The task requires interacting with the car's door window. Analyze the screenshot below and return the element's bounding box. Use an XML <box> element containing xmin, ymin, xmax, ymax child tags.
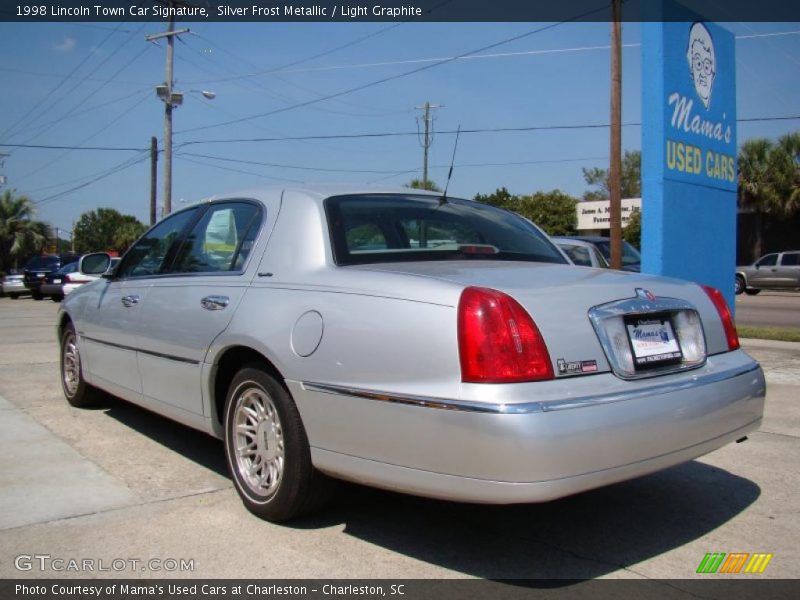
<box><xmin>170</xmin><ymin>202</ymin><xmax>262</xmax><ymax>274</ymax></box>
<box><xmin>116</xmin><ymin>208</ymin><xmax>199</xmax><ymax>279</ymax></box>
<box><xmin>756</xmin><ymin>254</ymin><xmax>778</xmax><ymax>267</ymax></box>
<box><xmin>780</xmin><ymin>253</ymin><xmax>799</xmax><ymax>266</ymax></box>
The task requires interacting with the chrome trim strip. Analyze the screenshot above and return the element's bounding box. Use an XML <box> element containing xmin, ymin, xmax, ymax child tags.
<box><xmin>302</xmin><ymin>361</ymin><xmax>762</xmax><ymax>414</ymax></box>
<box><xmin>588</xmin><ymin>295</ymin><xmax>708</xmax><ymax>380</ymax></box>
<box><xmin>80</xmin><ymin>335</ymin><xmax>200</xmax><ymax>366</ymax></box>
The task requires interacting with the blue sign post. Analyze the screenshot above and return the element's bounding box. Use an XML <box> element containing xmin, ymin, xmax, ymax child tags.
<box><xmin>642</xmin><ymin>7</ymin><xmax>738</xmax><ymax>309</ymax></box>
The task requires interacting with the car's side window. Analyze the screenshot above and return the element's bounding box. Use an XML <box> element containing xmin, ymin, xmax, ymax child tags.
<box><xmin>170</xmin><ymin>202</ymin><xmax>262</xmax><ymax>274</ymax></box>
<box><xmin>116</xmin><ymin>208</ymin><xmax>199</xmax><ymax>279</ymax></box>
<box><xmin>757</xmin><ymin>254</ymin><xmax>778</xmax><ymax>267</ymax></box>
<box><xmin>780</xmin><ymin>253</ymin><xmax>799</xmax><ymax>266</ymax></box>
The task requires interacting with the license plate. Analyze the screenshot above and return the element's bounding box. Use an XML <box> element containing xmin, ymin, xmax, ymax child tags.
<box><xmin>53</xmin><ymin>279</ymin><xmax>61</xmax><ymax>284</ymax></box>
<box><xmin>626</xmin><ymin>316</ymin><xmax>682</xmax><ymax>367</ymax></box>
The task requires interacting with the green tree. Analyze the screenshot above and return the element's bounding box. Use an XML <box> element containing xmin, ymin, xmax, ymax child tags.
<box><xmin>517</xmin><ymin>190</ymin><xmax>578</xmax><ymax>236</ymax></box>
<box><xmin>405</xmin><ymin>179</ymin><xmax>441</xmax><ymax>192</ymax></box>
<box><xmin>473</xmin><ymin>187</ymin><xmax>518</xmax><ymax>211</ymax></box>
<box><xmin>623</xmin><ymin>207</ymin><xmax>641</xmax><ymax>250</ymax></box>
<box><xmin>73</xmin><ymin>208</ymin><xmax>145</xmax><ymax>254</ymax></box>
<box><xmin>738</xmin><ymin>132</ymin><xmax>800</xmax><ymax>258</ymax></box>
<box><xmin>582</xmin><ymin>150</ymin><xmax>642</xmax><ymax>201</ymax></box>
<box><xmin>112</xmin><ymin>221</ymin><xmax>147</xmax><ymax>254</ymax></box>
<box><xmin>0</xmin><ymin>190</ymin><xmax>51</xmax><ymax>273</ymax></box>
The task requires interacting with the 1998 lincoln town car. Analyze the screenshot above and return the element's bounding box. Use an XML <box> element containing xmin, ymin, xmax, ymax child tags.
<box><xmin>57</xmin><ymin>186</ymin><xmax>765</xmax><ymax>522</ymax></box>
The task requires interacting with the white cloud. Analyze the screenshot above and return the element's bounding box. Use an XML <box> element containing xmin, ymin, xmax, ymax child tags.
<box><xmin>53</xmin><ymin>36</ymin><xmax>77</xmax><ymax>53</ymax></box>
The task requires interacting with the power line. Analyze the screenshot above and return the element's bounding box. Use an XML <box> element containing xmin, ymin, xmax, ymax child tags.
<box><xmin>176</xmin><ymin>5</ymin><xmax>608</xmax><ymax>135</ymax></box>
<box><xmin>175</xmin><ymin>155</ymin><xmax>306</xmax><ymax>183</ymax></box>
<box><xmin>180</xmin><ymin>30</ymin><xmax>800</xmax><ymax>82</ymax></box>
<box><xmin>181</xmin><ymin>151</ymin><xmax>610</xmax><ymax>179</ymax></box>
<box><xmin>34</xmin><ymin>152</ymin><xmax>150</xmax><ymax>208</ymax></box>
<box><xmin>0</xmin><ymin>22</ymin><xmax>129</xmax><ymax>142</ymax></box>
<box><xmin>13</xmin><ymin>92</ymin><xmax>152</xmax><ymax>185</ymax></box>
<box><xmin>4</xmin><ymin>115</ymin><xmax>797</xmax><ymax>154</ymax></box>
<box><xmin>0</xmin><ymin>143</ymin><xmax>147</xmax><ymax>151</ymax></box>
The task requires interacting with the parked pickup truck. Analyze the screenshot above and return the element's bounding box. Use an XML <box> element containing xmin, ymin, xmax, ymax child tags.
<box><xmin>736</xmin><ymin>251</ymin><xmax>800</xmax><ymax>295</ymax></box>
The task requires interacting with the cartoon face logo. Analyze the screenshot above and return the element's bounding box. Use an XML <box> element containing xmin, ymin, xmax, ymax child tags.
<box><xmin>686</xmin><ymin>22</ymin><xmax>716</xmax><ymax>109</ymax></box>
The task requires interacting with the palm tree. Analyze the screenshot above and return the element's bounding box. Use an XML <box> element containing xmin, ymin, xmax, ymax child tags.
<box><xmin>738</xmin><ymin>133</ymin><xmax>800</xmax><ymax>258</ymax></box>
<box><xmin>0</xmin><ymin>190</ymin><xmax>51</xmax><ymax>273</ymax></box>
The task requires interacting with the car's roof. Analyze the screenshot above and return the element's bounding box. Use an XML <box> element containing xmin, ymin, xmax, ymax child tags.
<box><xmin>185</xmin><ymin>184</ymin><xmax>446</xmax><ymax>207</ymax></box>
<box><xmin>552</xmin><ymin>237</ymin><xmax>599</xmax><ymax>248</ymax></box>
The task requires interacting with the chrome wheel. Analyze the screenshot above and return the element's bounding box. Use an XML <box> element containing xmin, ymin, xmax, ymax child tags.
<box><xmin>233</xmin><ymin>385</ymin><xmax>285</xmax><ymax>498</ymax></box>
<box><xmin>62</xmin><ymin>330</ymin><xmax>81</xmax><ymax>398</ymax></box>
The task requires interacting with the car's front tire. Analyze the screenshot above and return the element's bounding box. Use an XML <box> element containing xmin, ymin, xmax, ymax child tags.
<box><xmin>735</xmin><ymin>275</ymin><xmax>745</xmax><ymax>295</ymax></box>
<box><xmin>60</xmin><ymin>322</ymin><xmax>104</xmax><ymax>407</ymax></box>
<box><xmin>223</xmin><ymin>365</ymin><xmax>333</xmax><ymax>522</ymax></box>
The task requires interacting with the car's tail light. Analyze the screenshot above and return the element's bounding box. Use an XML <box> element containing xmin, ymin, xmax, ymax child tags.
<box><xmin>63</xmin><ymin>274</ymin><xmax>72</xmax><ymax>283</ymax></box>
<box><xmin>701</xmin><ymin>285</ymin><xmax>740</xmax><ymax>351</ymax></box>
<box><xmin>458</xmin><ymin>286</ymin><xmax>554</xmax><ymax>383</ymax></box>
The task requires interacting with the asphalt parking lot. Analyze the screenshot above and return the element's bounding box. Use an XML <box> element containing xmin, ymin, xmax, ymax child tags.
<box><xmin>0</xmin><ymin>297</ymin><xmax>798</xmax><ymax>581</ymax></box>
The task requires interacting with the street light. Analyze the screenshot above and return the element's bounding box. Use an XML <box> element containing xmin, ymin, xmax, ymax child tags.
<box><xmin>153</xmin><ymin>84</ymin><xmax>215</xmax><ymax>216</ymax></box>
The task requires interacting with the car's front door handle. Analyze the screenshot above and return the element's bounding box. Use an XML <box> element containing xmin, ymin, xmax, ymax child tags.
<box><xmin>121</xmin><ymin>295</ymin><xmax>140</xmax><ymax>307</ymax></box>
<box><xmin>201</xmin><ymin>295</ymin><xmax>230</xmax><ymax>311</ymax></box>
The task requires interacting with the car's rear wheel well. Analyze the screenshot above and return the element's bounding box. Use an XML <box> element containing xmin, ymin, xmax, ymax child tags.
<box><xmin>58</xmin><ymin>313</ymin><xmax>73</xmax><ymax>338</ymax></box>
<box><xmin>213</xmin><ymin>346</ymin><xmax>285</xmax><ymax>426</ymax></box>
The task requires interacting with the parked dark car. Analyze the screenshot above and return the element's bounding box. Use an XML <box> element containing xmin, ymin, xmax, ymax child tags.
<box><xmin>40</xmin><ymin>262</ymin><xmax>79</xmax><ymax>302</ymax></box>
<box><xmin>23</xmin><ymin>253</ymin><xmax>78</xmax><ymax>300</ymax></box>
<box><xmin>560</xmin><ymin>236</ymin><xmax>641</xmax><ymax>272</ymax></box>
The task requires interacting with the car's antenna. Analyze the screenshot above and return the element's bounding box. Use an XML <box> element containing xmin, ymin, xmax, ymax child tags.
<box><xmin>439</xmin><ymin>124</ymin><xmax>461</xmax><ymax>205</ymax></box>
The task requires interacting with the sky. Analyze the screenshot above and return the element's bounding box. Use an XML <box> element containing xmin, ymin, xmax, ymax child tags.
<box><xmin>0</xmin><ymin>19</ymin><xmax>798</xmax><ymax>236</ymax></box>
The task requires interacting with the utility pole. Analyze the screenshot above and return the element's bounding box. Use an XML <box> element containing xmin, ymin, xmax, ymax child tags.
<box><xmin>415</xmin><ymin>102</ymin><xmax>443</xmax><ymax>189</ymax></box>
<box><xmin>609</xmin><ymin>0</ymin><xmax>623</xmax><ymax>270</ymax></box>
<box><xmin>71</xmin><ymin>221</ymin><xmax>75</xmax><ymax>253</ymax></box>
<box><xmin>146</xmin><ymin>2</ymin><xmax>190</xmax><ymax>217</ymax></box>
<box><xmin>150</xmin><ymin>136</ymin><xmax>158</xmax><ymax>225</ymax></box>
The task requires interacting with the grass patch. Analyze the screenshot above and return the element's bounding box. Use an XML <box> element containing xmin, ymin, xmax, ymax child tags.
<box><xmin>738</xmin><ymin>326</ymin><xmax>800</xmax><ymax>343</ymax></box>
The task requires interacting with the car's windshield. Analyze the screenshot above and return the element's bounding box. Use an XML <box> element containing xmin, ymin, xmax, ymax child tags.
<box><xmin>590</xmin><ymin>239</ymin><xmax>641</xmax><ymax>266</ymax></box>
<box><xmin>25</xmin><ymin>256</ymin><xmax>59</xmax><ymax>270</ymax></box>
<box><xmin>326</xmin><ymin>194</ymin><xmax>568</xmax><ymax>266</ymax></box>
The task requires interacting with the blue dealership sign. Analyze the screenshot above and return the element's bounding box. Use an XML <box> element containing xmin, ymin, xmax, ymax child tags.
<box><xmin>662</xmin><ymin>21</ymin><xmax>737</xmax><ymax>190</ymax></box>
<box><xmin>642</xmin><ymin>5</ymin><xmax>738</xmax><ymax>309</ymax></box>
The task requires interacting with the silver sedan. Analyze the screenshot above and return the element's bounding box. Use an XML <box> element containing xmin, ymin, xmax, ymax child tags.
<box><xmin>57</xmin><ymin>186</ymin><xmax>765</xmax><ymax>522</ymax></box>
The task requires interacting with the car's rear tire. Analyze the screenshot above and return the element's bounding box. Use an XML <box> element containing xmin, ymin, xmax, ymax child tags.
<box><xmin>60</xmin><ymin>322</ymin><xmax>104</xmax><ymax>407</ymax></box>
<box><xmin>744</xmin><ymin>288</ymin><xmax>761</xmax><ymax>296</ymax></box>
<box><xmin>8</xmin><ymin>293</ymin><xmax>19</xmax><ymax>299</ymax></box>
<box><xmin>735</xmin><ymin>275</ymin><xmax>745</xmax><ymax>295</ymax></box>
<box><xmin>51</xmin><ymin>295</ymin><xmax>63</xmax><ymax>302</ymax></box>
<box><xmin>32</xmin><ymin>291</ymin><xmax>43</xmax><ymax>300</ymax></box>
<box><xmin>223</xmin><ymin>364</ymin><xmax>334</xmax><ymax>522</ymax></box>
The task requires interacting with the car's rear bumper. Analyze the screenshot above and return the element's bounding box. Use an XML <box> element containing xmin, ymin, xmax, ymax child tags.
<box><xmin>2</xmin><ymin>282</ymin><xmax>25</xmax><ymax>293</ymax></box>
<box><xmin>292</xmin><ymin>350</ymin><xmax>765</xmax><ymax>503</ymax></box>
<box><xmin>40</xmin><ymin>283</ymin><xmax>64</xmax><ymax>296</ymax></box>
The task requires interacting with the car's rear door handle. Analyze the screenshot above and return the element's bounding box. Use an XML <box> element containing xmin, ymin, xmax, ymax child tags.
<box><xmin>201</xmin><ymin>295</ymin><xmax>229</xmax><ymax>311</ymax></box>
<box><xmin>121</xmin><ymin>295</ymin><xmax>140</xmax><ymax>307</ymax></box>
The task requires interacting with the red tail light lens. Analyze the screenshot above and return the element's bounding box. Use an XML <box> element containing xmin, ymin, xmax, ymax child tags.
<box><xmin>63</xmin><ymin>274</ymin><xmax>71</xmax><ymax>283</ymax></box>
<box><xmin>701</xmin><ymin>285</ymin><xmax>739</xmax><ymax>351</ymax></box>
<box><xmin>458</xmin><ymin>286</ymin><xmax>554</xmax><ymax>383</ymax></box>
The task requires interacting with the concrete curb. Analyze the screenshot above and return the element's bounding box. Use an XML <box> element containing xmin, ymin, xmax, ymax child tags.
<box><xmin>740</xmin><ymin>338</ymin><xmax>800</xmax><ymax>351</ymax></box>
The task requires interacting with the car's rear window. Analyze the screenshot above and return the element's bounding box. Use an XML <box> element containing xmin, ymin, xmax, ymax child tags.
<box><xmin>325</xmin><ymin>194</ymin><xmax>567</xmax><ymax>266</ymax></box>
<box><xmin>25</xmin><ymin>256</ymin><xmax>59</xmax><ymax>270</ymax></box>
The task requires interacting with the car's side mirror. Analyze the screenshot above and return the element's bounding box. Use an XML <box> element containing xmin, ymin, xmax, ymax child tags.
<box><xmin>755</xmin><ymin>264</ymin><xmax>760</xmax><ymax>270</ymax></box>
<box><xmin>80</xmin><ymin>252</ymin><xmax>111</xmax><ymax>276</ymax></box>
